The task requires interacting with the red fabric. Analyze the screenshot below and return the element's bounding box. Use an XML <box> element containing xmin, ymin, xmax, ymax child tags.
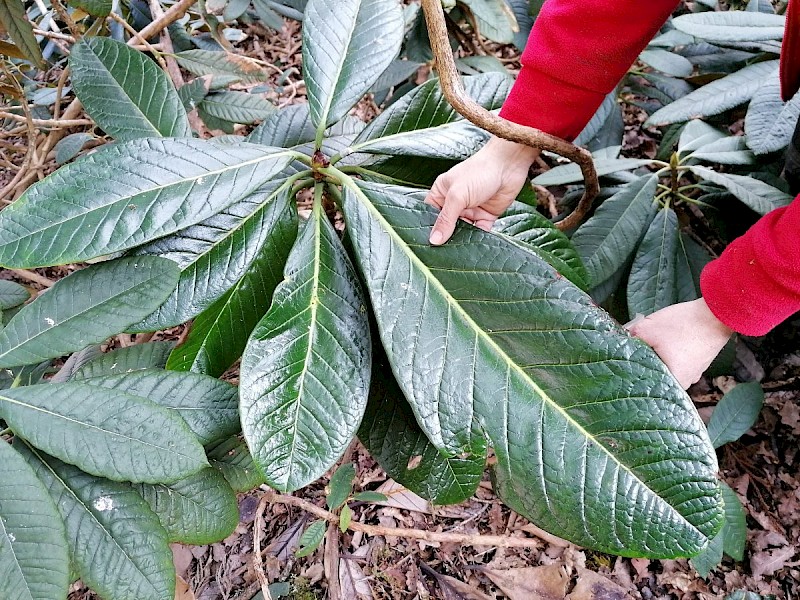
<box><xmin>499</xmin><ymin>0</ymin><xmax>680</xmax><ymax>140</ymax></box>
<box><xmin>782</xmin><ymin>0</ymin><xmax>800</xmax><ymax>100</ymax></box>
<box><xmin>499</xmin><ymin>0</ymin><xmax>800</xmax><ymax>335</ymax></box>
<box><xmin>700</xmin><ymin>198</ymin><xmax>800</xmax><ymax>337</ymax></box>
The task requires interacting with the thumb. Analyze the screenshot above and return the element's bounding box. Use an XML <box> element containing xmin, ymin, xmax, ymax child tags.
<box><xmin>430</xmin><ymin>192</ymin><xmax>467</xmax><ymax>245</ymax></box>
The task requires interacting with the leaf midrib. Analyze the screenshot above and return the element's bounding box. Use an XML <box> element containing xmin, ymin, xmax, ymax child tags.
<box><xmin>346</xmin><ymin>179</ymin><xmax>700</xmax><ymax>533</ymax></box>
<box><xmin>0</xmin><ymin>392</ymin><xmax>200</xmax><ymax>463</ymax></box>
<box><xmin>79</xmin><ymin>41</ymin><xmax>162</xmax><ymax>137</ymax></box>
<box><xmin>0</xmin><ymin>267</ymin><xmax>162</xmax><ymax>364</ymax></box>
<box><xmin>6</xmin><ymin>148</ymin><xmax>293</xmax><ymax>248</ymax></box>
<box><xmin>25</xmin><ymin>443</ymin><xmax>164</xmax><ymax>597</ymax></box>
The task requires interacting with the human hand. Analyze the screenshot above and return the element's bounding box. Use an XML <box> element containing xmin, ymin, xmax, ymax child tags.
<box><xmin>626</xmin><ymin>298</ymin><xmax>734</xmax><ymax>389</ymax></box>
<box><xmin>426</xmin><ymin>136</ymin><xmax>540</xmax><ymax>245</ymax></box>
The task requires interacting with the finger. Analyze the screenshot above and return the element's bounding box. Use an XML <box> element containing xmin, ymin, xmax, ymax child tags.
<box><xmin>425</xmin><ymin>174</ymin><xmax>449</xmax><ymax>209</ymax></box>
<box><xmin>430</xmin><ymin>194</ymin><xmax>467</xmax><ymax>245</ymax></box>
<box><xmin>461</xmin><ymin>206</ymin><xmax>499</xmax><ymax>232</ymax></box>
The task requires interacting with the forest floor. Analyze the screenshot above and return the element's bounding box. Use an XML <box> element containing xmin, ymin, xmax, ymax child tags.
<box><xmin>3</xmin><ymin>12</ymin><xmax>800</xmax><ymax>600</ymax></box>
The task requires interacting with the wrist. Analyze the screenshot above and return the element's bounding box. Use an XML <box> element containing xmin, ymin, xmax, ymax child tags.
<box><xmin>484</xmin><ymin>136</ymin><xmax>540</xmax><ymax>169</ymax></box>
<box><xmin>694</xmin><ymin>298</ymin><xmax>734</xmax><ymax>339</ymax></box>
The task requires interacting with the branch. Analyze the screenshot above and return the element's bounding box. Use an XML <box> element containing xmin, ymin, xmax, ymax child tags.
<box><xmin>262</xmin><ymin>490</ymin><xmax>542</xmax><ymax>549</ymax></box>
<box><xmin>419</xmin><ymin>0</ymin><xmax>599</xmax><ymax>231</ymax></box>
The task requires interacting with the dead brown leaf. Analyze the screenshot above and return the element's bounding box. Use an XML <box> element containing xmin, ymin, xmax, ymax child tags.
<box><xmin>750</xmin><ymin>546</ymin><xmax>797</xmax><ymax>578</ymax></box>
<box><xmin>478</xmin><ymin>565</ymin><xmax>568</xmax><ymax>600</ymax></box>
<box><xmin>374</xmin><ymin>480</ymin><xmax>433</xmax><ymax>514</ymax></box>
<box><xmin>174</xmin><ymin>576</ymin><xmax>196</xmax><ymax>600</ymax></box>
<box><xmin>568</xmin><ymin>568</ymin><xmax>632</xmax><ymax>600</ymax></box>
<box><xmin>436</xmin><ymin>573</ymin><xmax>493</xmax><ymax>600</ymax></box>
<box><xmin>339</xmin><ymin>550</ymin><xmax>373</xmax><ymax>600</ymax></box>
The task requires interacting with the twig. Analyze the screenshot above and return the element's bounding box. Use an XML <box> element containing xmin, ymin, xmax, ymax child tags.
<box><xmin>108</xmin><ymin>12</ymin><xmax>168</xmax><ymax>71</ymax></box>
<box><xmin>263</xmin><ymin>491</ymin><xmax>542</xmax><ymax>548</ymax></box>
<box><xmin>324</xmin><ymin>524</ymin><xmax>342</xmax><ymax>600</ymax></box>
<box><xmin>52</xmin><ymin>67</ymin><xmax>72</xmax><ymax>121</ymax></box>
<box><xmin>8</xmin><ymin>269</ymin><xmax>55</xmax><ymax>287</ymax></box>
<box><xmin>147</xmin><ymin>0</ymin><xmax>185</xmax><ymax>88</ymax></box>
<box><xmin>50</xmin><ymin>0</ymin><xmax>81</xmax><ymax>39</ymax></box>
<box><xmin>137</xmin><ymin>0</ymin><xmax>197</xmax><ymax>42</ymax></box>
<box><xmin>253</xmin><ymin>495</ymin><xmax>274</xmax><ymax>600</ymax></box>
<box><xmin>32</xmin><ymin>27</ymin><xmax>75</xmax><ymax>42</ymax></box>
<box><xmin>0</xmin><ymin>111</ymin><xmax>94</xmax><ymax>128</ymax></box>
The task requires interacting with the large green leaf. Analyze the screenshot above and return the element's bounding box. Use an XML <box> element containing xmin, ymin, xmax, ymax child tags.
<box><xmin>0</xmin><ymin>0</ymin><xmax>43</xmax><ymax>66</ymax></box>
<box><xmin>690</xmin><ymin>136</ymin><xmax>756</xmax><ymax>165</ymax></box>
<box><xmin>0</xmin><ymin>441</ymin><xmax>69</xmax><ymax>600</ymax></box>
<box><xmin>460</xmin><ymin>0</ymin><xmax>517</xmax><ymax>44</ymax></box>
<box><xmin>132</xmin><ymin>181</ymin><xmax>294</xmax><ymax>331</ymax></box>
<box><xmin>302</xmin><ymin>0</ymin><xmax>403</xmax><ymax>139</ymax></box>
<box><xmin>492</xmin><ymin>202</ymin><xmax>589</xmax><ymax>290</ymax></box>
<box><xmin>206</xmin><ymin>436</ymin><xmax>264</xmax><ymax>492</ymax></box>
<box><xmin>532</xmin><ymin>158</ymin><xmax>653</xmax><ymax>186</ymax></box>
<box><xmin>0</xmin><ymin>257</ymin><xmax>179</xmax><ymax>368</ymax></box>
<box><xmin>571</xmin><ymin>175</ymin><xmax>659</xmax><ymax>287</ymax></box>
<box><xmin>240</xmin><ymin>196</ymin><xmax>371</xmax><ymax>492</ymax></box>
<box><xmin>0</xmin><ymin>382</ymin><xmax>207</xmax><ymax>483</ymax></box>
<box><xmin>745</xmin><ymin>73</ymin><xmax>800</xmax><ymax>155</ymax></box>
<box><xmin>0</xmin><ymin>139</ymin><xmax>293</xmax><ymax>268</ymax></box>
<box><xmin>359</xmin><ymin>354</ymin><xmax>485</xmax><ymax>505</ymax></box>
<box><xmin>342</xmin><ymin>179</ymin><xmax>722</xmax><ymax>558</ymax></box>
<box><xmin>18</xmin><ymin>445</ymin><xmax>175</xmax><ymax>600</ymax></box>
<box><xmin>80</xmin><ymin>370</ymin><xmax>239</xmax><ymax>446</ymax></box>
<box><xmin>720</xmin><ymin>481</ymin><xmax>747</xmax><ymax>561</ymax></box>
<box><xmin>690</xmin><ymin>166</ymin><xmax>793</xmax><ymax>214</ymax></box>
<box><xmin>135</xmin><ymin>467</ymin><xmax>239</xmax><ymax>545</ymax></box>
<box><xmin>627</xmin><ymin>208</ymin><xmax>681</xmax><ymax>317</ymax></box>
<box><xmin>166</xmin><ymin>191</ymin><xmax>298</xmax><ymax>376</ymax></box>
<box><xmin>639</xmin><ymin>49</ymin><xmax>694</xmax><ymax>78</ymax></box>
<box><xmin>69</xmin><ymin>37</ymin><xmax>191</xmax><ymax>141</ymax></box>
<box><xmin>71</xmin><ymin>341</ymin><xmax>175</xmax><ymax>379</ymax></box>
<box><xmin>671</xmin><ymin>11</ymin><xmax>784</xmax><ymax>42</ymax></box>
<box><xmin>247</xmin><ymin>103</ymin><xmax>317</xmax><ymax>147</ymax></box>
<box><xmin>199</xmin><ymin>91</ymin><xmax>277</xmax><ymax>124</ymax></box>
<box><xmin>349</xmin><ymin>73</ymin><xmax>511</xmax><ymax>160</ymax></box>
<box><xmin>646</xmin><ymin>61</ymin><xmax>778</xmax><ymax>126</ymax></box>
<box><xmin>0</xmin><ymin>280</ymin><xmax>29</xmax><ymax>310</ymax></box>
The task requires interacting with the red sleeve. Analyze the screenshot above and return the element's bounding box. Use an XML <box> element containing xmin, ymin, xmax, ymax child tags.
<box><xmin>700</xmin><ymin>197</ymin><xmax>800</xmax><ymax>337</ymax></box>
<box><xmin>499</xmin><ymin>0</ymin><xmax>680</xmax><ymax>141</ymax></box>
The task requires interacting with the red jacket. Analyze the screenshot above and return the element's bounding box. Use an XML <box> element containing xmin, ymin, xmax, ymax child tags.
<box><xmin>499</xmin><ymin>0</ymin><xmax>800</xmax><ymax>336</ymax></box>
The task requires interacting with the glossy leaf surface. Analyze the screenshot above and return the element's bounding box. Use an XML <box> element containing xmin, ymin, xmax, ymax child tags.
<box><xmin>19</xmin><ymin>445</ymin><xmax>175</xmax><ymax>600</ymax></box>
<box><xmin>165</xmin><ymin>192</ymin><xmax>298</xmax><ymax>376</ymax></box>
<box><xmin>72</xmin><ymin>341</ymin><xmax>175</xmax><ymax>379</ymax></box>
<box><xmin>0</xmin><ymin>382</ymin><xmax>207</xmax><ymax>483</ymax></box>
<box><xmin>133</xmin><ymin>181</ymin><xmax>294</xmax><ymax>330</ymax></box>
<box><xmin>80</xmin><ymin>370</ymin><xmax>238</xmax><ymax>446</ymax></box>
<box><xmin>343</xmin><ymin>180</ymin><xmax>722</xmax><ymax>557</ymax></box>
<box><xmin>359</xmin><ymin>357</ymin><xmax>485</xmax><ymax>505</ymax></box>
<box><xmin>135</xmin><ymin>467</ymin><xmax>239</xmax><ymax>545</ymax></box>
<box><xmin>0</xmin><ymin>139</ymin><xmax>293</xmax><ymax>268</ymax></box>
<box><xmin>206</xmin><ymin>436</ymin><xmax>264</xmax><ymax>492</ymax></box>
<box><xmin>0</xmin><ymin>441</ymin><xmax>69</xmax><ymax>600</ymax></box>
<box><xmin>69</xmin><ymin>37</ymin><xmax>191</xmax><ymax>141</ymax></box>
<box><xmin>627</xmin><ymin>208</ymin><xmax>680</xmax><ymax>317</ymax></box>
<box><xmin>351</xmin><ymin>73</ymin><xmax>511</xmax><ymax>159</ymax></box>
<box><xmin>571</xmin><ymin>175</ymin><xmax>659</xmax><ymax>287</ymax></box>
<box><xmin>302</xmin><ymin>0</ymin><xmax>403</xmax><ymax>136</ymax></box>
<box><xmin>0</xmin><ymin>280</ymin><xmax>29</xmax><ymax>310</ymax></box>
<box><xmin>241</xmin><ymin>201</ymin><xmax>371</xmax><ymax>491</ymax></box>
<box><xmin>492</xmin><ymin>202</ymin><xmax>588</xmax><ymax>290</ymax></box>
<box><xmin>0</xmin><ymin>257</ymin><xmax>179</xmax><ymax>368</ymax></box>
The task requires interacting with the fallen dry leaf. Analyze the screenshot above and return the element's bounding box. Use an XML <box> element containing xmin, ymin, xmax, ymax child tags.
<box><xmin>174</xmin><ymin>576</ymin><xmax>196</xmax><ymax>600</ymax></box>
<box><xmin>339</xmin><ymin>546</ymin><xmax>373</xmax><ymax>600</ymax></box>
<box><xmin>568</xmin><ymin>568</ymin><xmax>631</xmax><ymax>600</ymax></box>
<box><xmin>478</xmin><ymin>565</ymin><xmax>568</xmax><ymax>600</ymax></box>
<box><xmin>436</xmin><ymin>573</ymin><xmax>493</xmax><ymax>600</ymax></box>
<box><xmin>171</xmin><ymin>544</ymin><xmax>193</xmax><ymax>580</ymax></box>
<box><xmin>750</xmin><ymin>546</ymin><xmax>797</xmax><ymax>578</ymax></box>
<box><xmin>374</xmin><ymin>480</ymin><xmax>433</xmax><ymax>514</ymax></box>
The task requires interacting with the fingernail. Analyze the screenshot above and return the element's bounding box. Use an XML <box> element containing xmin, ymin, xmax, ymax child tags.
<box><xmin>430</xmin><ymin>230</ymin><xmax>443</xmax><ymax>245</ymax></box>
